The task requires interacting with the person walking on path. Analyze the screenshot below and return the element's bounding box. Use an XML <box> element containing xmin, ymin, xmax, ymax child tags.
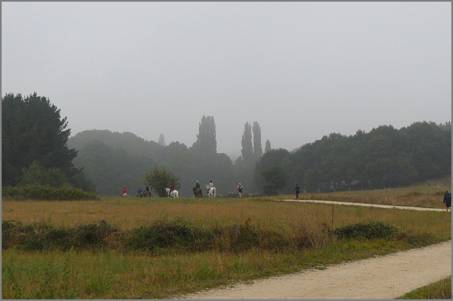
<box><xmin>443</xmin><ymin>191</ymin><xmax>451</xmax><ymax>212</ymax></box>
<box><xmin>295</xmin><ymin>184</ymin><xmax>300</xmax><ymax>200</ymax></box>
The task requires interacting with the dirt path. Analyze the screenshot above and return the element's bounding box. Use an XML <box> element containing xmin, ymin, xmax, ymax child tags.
<box><xmin>278</xmin><ymin>199</ymin><xmax>447</xmax><ymax>212</ymax></box>
<box><xmin>185</xmin><ymin>241</ymin><xmax>451</xmax><ymax>299</ymax></box>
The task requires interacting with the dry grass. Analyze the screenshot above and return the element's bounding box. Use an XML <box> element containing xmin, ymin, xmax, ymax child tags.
<box><xmin>2</xmin><ymin>197</ymin><xmax>451</xmax><ymax>241</ymax></box>
<box><xmin>3</xmin><ymin>182</ymin><xmax>451</xmax><ymax>299</ymax></box>
<box><xmin>280</xmin><ymin>178</ymin><xmax>451</xmax><ymax>209</ymax></box>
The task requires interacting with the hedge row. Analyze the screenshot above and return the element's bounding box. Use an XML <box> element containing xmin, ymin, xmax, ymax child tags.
<box><xmin>3</xmin><ymin>185</ymin><xmax>98</xmax><ymax>200</ymax></box>
<box><xmin>3</xmin><ymin>220</ymin><xmax>406</xmax><ymax>253</ymax></box>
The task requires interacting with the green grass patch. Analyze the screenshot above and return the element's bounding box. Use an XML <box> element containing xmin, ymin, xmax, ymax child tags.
<box><xmin>3</xmin><ymin>239</ymin><xmax>446</xmax><ymax>299</ymax></box>
<box><xmin>399</xmin><ymin>277</ymin><xmax>451</xmax><ymax>299</ymax></box>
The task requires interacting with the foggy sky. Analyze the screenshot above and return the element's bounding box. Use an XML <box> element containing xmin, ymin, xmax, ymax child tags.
<box><xmin>2</xmin><ymin>3</ymin><xmax>451</xmax><ymax>156</ymax></box>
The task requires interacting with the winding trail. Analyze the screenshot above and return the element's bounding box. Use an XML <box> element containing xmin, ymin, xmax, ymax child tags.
<box><xmin>185</xmin><ymin>241</ymin><xmax>451</xmax><ymax>299</ymax></box>
<box><xmin>277</xmin><ymin>199</ymin><xmax>447</xmax><ymax>212</ymax></box>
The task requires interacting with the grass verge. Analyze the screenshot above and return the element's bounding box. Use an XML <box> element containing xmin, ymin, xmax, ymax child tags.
<box><xmin>3</xmin><ymin>238</ymin><xmax>445</xmax><ymax>299</ymax></box>
<box><xmin>399</xmin><ymin>277</ymin><xmax>451</xmax><ymax>299</ymax></box>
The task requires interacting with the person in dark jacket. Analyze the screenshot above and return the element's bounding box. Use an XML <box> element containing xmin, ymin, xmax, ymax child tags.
<box><xmin>295</xmin><ymin>184</ymin><xmax>301</xmax><ymax>200</ymax></box>
<box><xmin>443</xmin><ymin>191</ymin><xmax>451</xmax><ymax>212</ymax></box>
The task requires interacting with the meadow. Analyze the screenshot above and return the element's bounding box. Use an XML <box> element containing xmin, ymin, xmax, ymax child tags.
<box><xmin>280</xmin><ymin>177</ymin><xmax>451</xmax><ymax>208</ymax></box>
<box><xmin>2</xmin><ymin>189</ymin><xmax>451</xmax><ymax>298</ymax></box>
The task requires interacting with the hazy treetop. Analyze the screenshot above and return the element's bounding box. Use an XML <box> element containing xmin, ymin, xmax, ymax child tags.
<box><xmin>2</xmin><ymin>3</ymin><xmax>450</xmax><ymax>155</ymax></box>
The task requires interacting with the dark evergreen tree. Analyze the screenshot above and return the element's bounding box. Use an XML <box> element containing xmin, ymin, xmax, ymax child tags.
<box><xmin>2</xmin><ymin>93</ymin><xmax>92</xmax><ymax>190</ymax></box>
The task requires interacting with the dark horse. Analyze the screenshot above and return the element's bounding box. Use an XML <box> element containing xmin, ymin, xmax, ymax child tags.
<box><xmin>193</xmin><ymin>182</ymin><xmax>203</xmax><ymax>198</ymax></box>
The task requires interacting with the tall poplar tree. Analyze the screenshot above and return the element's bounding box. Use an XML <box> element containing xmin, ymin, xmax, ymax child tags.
<box><xmin>265</xmin><ymin>140</ymin><xmax>272</xmax><ymax>153</ymax></box>
<box><xmin>252</xmin><ymin>121</ymin><xmax>263</xmax><ymax>159</ymax></box>
<box><xmin>241</xmin><ymin>122</ymin><xmax>254</xmax><ymax>162</ymax></box>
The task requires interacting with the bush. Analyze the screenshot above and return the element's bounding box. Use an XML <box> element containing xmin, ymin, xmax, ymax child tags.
<box><xmin>72</xmin><ymin>221</ymin><xmax>117</xmax><ymax>249</ymax></box>
<box><xmin>3</xmin><ymin>221</ymin><xmax>117</xmax><ymax>250</ymax></box>
<box><xmin>334</xmin><ymin>222</ymin><xmax>398</xmax><ymax>240</ymax></box>
<box><xmin>3</xmin><ymin>185</ymin><xmax>97</xmax><ymax>200</ymax></box>
<box><xmin>127</xmin><ymin>219</ymin><xmax>214</xmax><ymax>252</ymax></box>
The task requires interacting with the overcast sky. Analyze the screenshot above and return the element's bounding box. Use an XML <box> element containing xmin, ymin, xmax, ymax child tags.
<box><xmin>2</xmin><ymin>3</ymin><xmax>451</xmax><ymax>155</ymax></box>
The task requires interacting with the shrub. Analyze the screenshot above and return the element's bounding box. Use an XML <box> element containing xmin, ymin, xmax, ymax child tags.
<box><xmin>72</xmin><ymin>221</ymin><xmax>117</xmax><ymax>249</ymax></box>
<box><xmin>3</xmin><ymin>220</ymin><xmax>117</xmax><ymax>250</ymax></box>
<box><xmin>127</xmin><ymin>219</ymin><xmax>214</xmax><ymax>252</ymax></box>
<box><xmin>334</xmin><ymin>222</ymin><xmax>398</xmax><ymax>240</ymax></box>
<box><xmin>3</xmin><ymin>185</ymin><xmax>97</xmax><ymax>200</ymax></box>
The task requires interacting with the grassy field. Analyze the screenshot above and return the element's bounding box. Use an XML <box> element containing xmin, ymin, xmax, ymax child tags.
<box><xmin>2</xmin><ymin>190</ymin><xmax>451</xmax><ymax>298</ymax></box>
<box><xmin>3</xmin><ymin>239</ymin><xmax>433</xmax><ymax>299</ymax></box>
<box><xmin>2</xmin><ymin>197</ymin><xmax>451</xmax><ymax>235</ymax></box>
<box><xmin>279</xmin><ymin>178</ymin><xmax>451</xmax><ymax>208</ymax></box>
<box><xmin>399</xmin><ymin>277</ymin><xmax>451</xmax><ymax>299</ymax></box>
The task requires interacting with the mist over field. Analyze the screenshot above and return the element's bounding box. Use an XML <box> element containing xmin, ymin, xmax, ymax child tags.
<box><xmin>2</xmin><ymin>3</ymin><xmax>450</xmax><ymax>155</ymax></box>
<box><xmin>2</xmin><ymin>3</ymin><xmax>451</xmax><ymax>196</ymax></box>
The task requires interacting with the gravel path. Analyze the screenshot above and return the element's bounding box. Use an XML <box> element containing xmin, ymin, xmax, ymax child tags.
<box><xmin>277</xmin><ymin>199</ymin><xmax>447</xmax><ymax>212</ymax></box>
<box><xmin>185</xmin><ymin>241</ymin><xmax>451</xmax><ymax>299</ymax></box>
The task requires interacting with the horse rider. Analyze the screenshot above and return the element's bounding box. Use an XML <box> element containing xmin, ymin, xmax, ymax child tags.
<box><xmin>193</xmin><ymin>181</ymin><xmax>203</xmax><ymax>197</ymax></box>
<box><xmin>237</xmin><ymin>182</ymin><xmax>244</xmax><ymax>198</ymax></box>
<box><xmin>207</xmin><ymin>180</ymin><xmax>214</xmax><ymax>193</ymax></box>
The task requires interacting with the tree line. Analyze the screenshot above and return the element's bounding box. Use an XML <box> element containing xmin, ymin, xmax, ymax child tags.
<box><xmin>255</xmin><ymin>122</ymin><xmax>451</xmax><ymax>194</ymax></box>
<box><xmin>3</xmin><ymin>93</ymin><xmax>450</xmax><ymax>197</ymax></box>
<box><xmin>68</xmin><ymin>116</ymin><xmax>270</xmax><ymax>195</ymax></box>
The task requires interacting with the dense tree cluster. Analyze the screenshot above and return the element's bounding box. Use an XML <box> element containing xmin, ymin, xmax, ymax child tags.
<box><xmin>2</xmin><ymin>93</ymin><xmax>93</xmax><ymax>191</ymax></box>
<box><xmin>256</xmin><ymin>122</ymin><xmax>451</xmax><ymax>193</ymax></box>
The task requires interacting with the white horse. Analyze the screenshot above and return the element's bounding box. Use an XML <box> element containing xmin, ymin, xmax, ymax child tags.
<box><xmin>207</xmin><ymin>186</ymin><xmax>216</xmax><ymax>198</ymax></box>
<box><xmin>170</xmin><ymin>190</ymin><xmax>179</xmax><ymax>198</ymax></box>
<box><xmin>165</xmin><ymin>187</ymin><xmax>179</xmax><ymax>198</ymax></box>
